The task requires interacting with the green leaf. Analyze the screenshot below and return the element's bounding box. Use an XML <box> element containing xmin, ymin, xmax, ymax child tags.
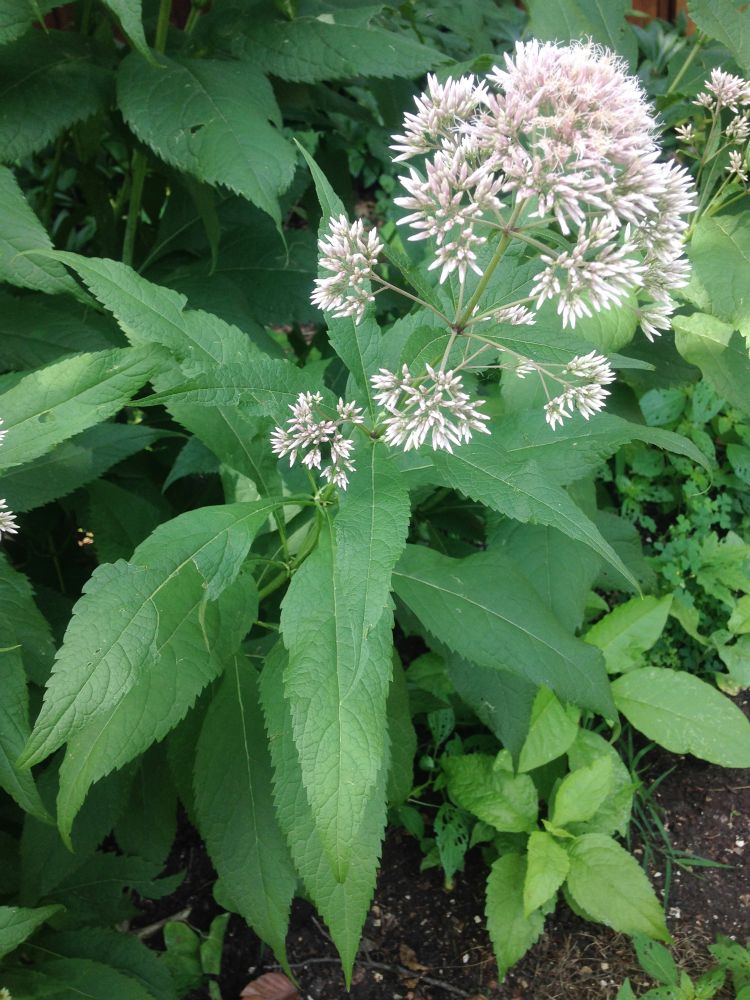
<box><xmin>87</xmin><ymin>480</ymin><xmax>166</xmax><ymax>562</ymax></box>
<box><xmin>0</xmin><ymin>904</ymin><xmax>62</xmax><ymax>960</ymax></box>
<box><xmin>434</xmin><ymin>802</ymin><xmax>470</xmax><ymax>882</ymax></box>
<box><xmin>260</xmin><ymin>648</ymin><xmax>387</xmax><ymax>985</ymax></box>
<box><xmin>550</xmin><ymin>756</ymin><xmax>614</xmax><ymax>829</ymax></box>
<box><xmin>500</xmin><ymin>410</ymin><xmax>711</xmax><ymax>486</ymax></box>
<box><xmin>525</xmin><ymin>0</ymin><xmax>637</xmax><ymax>65</ymax></box>
<box><xmin>2</xmin><ymin>424</ymin><xmax>161</xmax><ymax>514</ymax></box>
<box><xmin>0</xmin><ymin>290</ymin><xmax>120</xmax><ymax>369</ymax></box>
<box><xmin>0</xmin><ymin>0</ymin><xmax>39</xmax><ymax>44</ymax></box>
<box><xmin>689</xmin><ymin>0</ymin><xmax>750</xmax><ymax>75</ymax></box>
<box><xmin>524</xmin><ymin>831</ymin><xmax>570</xmax><ymax>916</ymax></box>
<box><xmin>21</xmin><ymin>500</ymin><xmax>278</xmax><ymax>769</ymax></box>
<box><xmin>585</xmin><ymin>596</ymin><xmax>673</xmax><ymax>675</ymax></box>
<box><xmin>612</xmin><ymin>667</ymin><xmax>750</xmax><ymax>767</ymax></box>
<box><xmin>296</xmin><ymin>141</ymin><xmax>345</xmax><ymax>220</ymax></box>
<box><xmin>117</xmin><ymin>53</ymin><xmax>295</xmax><ymax>226</ymax></box>
<box><xmin>728</xmin><ymin>444</ymin><xmax>750</xmax><ymax>486</ymax></box>
<box><xmin>674</xmin><ymin>315</ymin><xmax>750</xmax><ymax>417</ymax></box>
<box><xmin>688</xmin><ymin>212</ymin><xmax>750</xmax><ymax>338</ymax></box>
<box><xmin>430</xmin><ymin>438</ymin><xmax>637</xmax><ymax>588</ymax></box>
<box><xmin>2</xmin><ymin>957</ymin><xmax>158</xmax><ymax>1000</ymax></box>
<box><xmin>280</xmin><ymin>446</ymin><xmax>410</xmax><ymax>878</ymax></box>
<box><xmin>194</xmin><ymin>656</ymin><xmax>296</xmax><ymax>969</ymax></box>
<box><xmin>393</xmin><ymin>545</ymin><xmax>615</xmax><ymax>718</ymax></box>
<box><xmin>42</xmin><ymin>928</ymin><xmax>177</xmax><ymax>1000</ymax></box>
<box><xmin>566</xmin><ymin>729</ymin><xmax>634</xmax><ymax>837</ymax></box>
<box><xmin>634</xmin><ymin>935</ymin><xmax>679</xmax><ymax>986</ymax></box>
<box><xmin>518</xmin><ymin>688</ymin><xmax>580</xmax><ymax>773</ymax></box>
<box><xmin>114</xmin><ymin>745</ymin><xmax>177</xmax><ymax>866</ymax></box>
<box><xmin>386</xmin><ymin>656</ymin><xmax>416</xmax><ymax>808</ymax></box>
<box><xmin>443</xmin><ymin>754</ymin><xmax>538</xmax><ymax>832</ymax></box>
<box><xmin>0</xmin><ymin>551</ymin><xmax>54</xmax><ymax>684</ymax></box>
<box><xmin>0</xmin><ymin>648</ymin><xmax>50</xmax><ymax>821</ymax></box>
<box><xmin>0</xmin><ymin>166</ymin><xmax>80</xmax><ymax>296</ymax></box>
<box><xmin>485</xmin><ymin>854</ymin><xmax>545</xmax><ymax>979</ymax></box>
<box><xmin>565</xmin><ymin>833</ymin><xmax>669</xmax><ymax>940</ymax></box>
<box><xmin>0</xmin><ymin>33</ymin><xmax>111</xmax><ymax>162</ymax></box>
<box><xmin>239</xmin><ymin>16</ymin><xmax>444</xmax><ymax>82</ymax></box>
<box><xmin>101</xmin><ymin>0</ymin><xmax>152</xmax><ymax>62</ymax></box>
<box><xmin>489</xmin><ymin>521</ymin><xmax>600</xmax><ymax>633</ymax></box>
<box><xmin>0</xmin><ymin>346</ymin><xmax>165</xmax><ymax>472</ymax></box>
<box><xmin>447</xmin><ymin>658</ymin><xmax>536</xmax><ymax>763</ymax></box>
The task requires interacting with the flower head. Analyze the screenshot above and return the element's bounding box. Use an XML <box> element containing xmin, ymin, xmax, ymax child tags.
<box><xmin>0</xmin><ymin>499</ymin><xmax>18</xmax><ymax>540</ymax></box>
<box><xmin>311</xmin><ymin>215</ymin><xmax>382</xmax><ymax>324</ymax></box>
<box><xmin>371</xmin><ymin>365</ymin><xmax>490</xmax><ymax>453</ymax></box>
<box><xmin>270</xmin><ymin>392</ymin><xmax>364</xmax><ymax>490</ymax></box>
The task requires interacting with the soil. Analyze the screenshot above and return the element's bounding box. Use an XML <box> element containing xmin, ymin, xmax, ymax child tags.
<box><xmin>134</xmin><ymin>700</ymin><xmax>750</xmax><ymax>1000</ymax></box>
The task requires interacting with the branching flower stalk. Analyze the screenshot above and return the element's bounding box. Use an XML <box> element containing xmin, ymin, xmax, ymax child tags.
<box><xmin>276</xmin><ymin>41</ymin><xmax>697</xmax><ymax>490</ymax></box>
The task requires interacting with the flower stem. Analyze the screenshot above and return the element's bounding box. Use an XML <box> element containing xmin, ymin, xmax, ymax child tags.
<box><xmin>457</xmin><ymin>199</ymin><xmax>526</xmax><ymax>328</ymax></box>
<box><xmin>122</xmin><ymin>149</ymin><xmax>147</xmax><ymax>267</ymax></box>
<box><xmin>665</xmin><ymin>32</ymin><xmax>706</xmax><ymax>98</ymax></box>
<box><xmin>372</xmin><ymin>275</ymin><xmax>452</xmax><ymax>325</ymax></box>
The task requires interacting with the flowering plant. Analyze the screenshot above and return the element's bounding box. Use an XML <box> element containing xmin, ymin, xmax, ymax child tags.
<box><xmin>3</xmin><ymin>7</ymin><xmax>750</xmax><ymax>995</ymax></box>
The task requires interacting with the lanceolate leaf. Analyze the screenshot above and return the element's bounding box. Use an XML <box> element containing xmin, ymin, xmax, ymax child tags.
<box><xmin>55</xmin><ymin>573</ymin><xmax>257</xmax><ymax>844</ymax></box>
<box><xmin>689</xmin><ymin>0</ymin><xmax>750</xmax><ymax>77</ymax></box>
<box><xmin>117</xmin><ymin>53</ymin><xmax>295</xmax><ymax>226</ymax></box>
<box><xmin>0</xmin><ymin>552</ymin><xmax>54</xmax><ymax>684</ymax></box>
<box><xmin>260</xmin><ymin>649</ymin><xmax>388</xmax><ymax>984</ymax></box>
<box><xmin>0</xmin><ymin>648</ymin><xmax>50</xmax><ymax>821</ymax></box>
<box><xmin>1</xmin><ymin>956</ymin><xmax>158</xmax><ymax>1000</ymax></box>
<box><xmin>101</xmin><ymin>0</ymin><xmax>152</xmax><ymax>62</ymax></box>
<box><xmin>0</xmin><ymin>167</ymin><xmax>81</xmax><ymax>297</ymax></box>
<box><xmin>240</xmin><ymin>15</ymin><xmax>444</xmax><ymax>82</ymax></box>
<box><xmin>194</xmin><ymin>657</ymin><xmax>296</xmax><ymax>969</ymax></box>
<box><xmin>393</xmin><ymin>545</ymin><xmax>615</xmax><ymax>718</ymax></box>
<box><xmin>0</xmin><ymin>33</ymin><xmax>111</xmax><ymax>162</ymax></box>
<box><xmin>0</xmin><ymin>904</ymin><xmax>63</xmax><ymax>961</ymax></box>
<box><xmin>430</xmin><ymin>440</ymin><xmax>636</xmax><ymax>587</ymax></box>
<box><xmin>21</xmin><ymin>500</ymin><xmax>282</xmax><ymax>771</ymax></box>
<box><xmin>485</xmin><ymin>854</ymin><xmax>545</xmax><ymax>979</ymax></box>
<box><xmin>525</xmin><ymin>0</ymin><xmax>637</xmax><ymax>66</ymax></box>
<box><xmin>280</xmin><ymin>446</ymin><xmax>410</xmax><ymax>879</ymax></box>
<box><xmin>0</xmin><ymin>346</ymin><xmax>166</xmax><ymax>472</ymax></box>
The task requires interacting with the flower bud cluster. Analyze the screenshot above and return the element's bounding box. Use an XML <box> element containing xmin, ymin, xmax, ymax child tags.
<box><xmin>311</xmin><ymin>214</ymin><xmax>383</xmax><ymax>325</ymax></box>
<box><xmin>370</xmin><ymin>364</ymin><xmax>490</xmax><ymax>453</ymax></box>
<box><xmin>0</xmin><ymin>421</ymin><xmax>18</xmax><ymax>541</ymax></box>
<box><xmin>540</xmin><ymin>351</ymin><xmax>616</xmax><ymax>430</ymax></box>
<box><xmin>391</xmin><ymin>40</ymin><xmax>696</xmax><ymax>336</ymax></box>
<box><xmin>270</xmin><ymin>393</ymin><xmax>364</xmax><ymax>491</ymax></box>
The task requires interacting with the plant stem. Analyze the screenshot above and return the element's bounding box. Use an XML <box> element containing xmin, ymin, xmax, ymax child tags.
<box><xmin>154</xmin><ymin>0</ymin><xmax>172</xmax><ymax>51</ymax></box>
<box><xmin>372</xmin><ymin>275</ymin><xmax>452</xmax><ymax>325</ymax></box>
<box><xmin>665</xmin><ymin>32</ymin><xmax>705</xmax><ymax>97</ymax></box>
<box><xmin>457</xmin><ymin>200</ymin><xmax>526</xmax><ymax>328</ymax></box>
<box><xmin>41</xmin><ymin>132</ymin><xmax>66</xmax><ymax>228</ymax></box>
<box><xmin>122</xmin><ymin>149</ymin><xmax>147</xmax><ymax>267</ymax></box>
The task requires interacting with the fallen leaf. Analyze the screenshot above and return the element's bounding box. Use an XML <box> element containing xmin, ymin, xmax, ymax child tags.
<box><xmin>399</xmin><ymin>943</ymin><xmax>428</xmax><ymax>972</ymax></box>
<box><xmin>240</xmin><ymin>971</ymin><xmax>298</xmax><ymax>999</ymax></box>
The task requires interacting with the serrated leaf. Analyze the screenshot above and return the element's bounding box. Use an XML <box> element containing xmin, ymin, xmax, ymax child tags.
<box><xmin>0</xmin><ymin>291</ymin><xmax>120</xmax><ymax>369</ymax></box>
<box><xmin>518</xmin><ymin>688</ymin><xmax>580</xmax><ymax>773</ymax></box>
<box><xmin>194</xmin><ymin>657</ymin><xmax>296</xmax><ymax>969</ymax></box>
<box><xmin>499</xmin><ymin>410</ymin><xmax>711</xmax><ymax>485</ymax></box>
<box><xmin>566</xmin><ymin>833</ymin><xmax>669</xmax><ymax>940</ymax></box>
<box><xmin>430</xmin><ymin>438</ymin><xmax>637</xmax><ymax>588</ymax></box>
<box><xmin>0</xmin><ymin>166</ymin><xmax>80</xmax><ymax>296</ymax></box>
<box><xmin>0</xmin><ymin>904</ymin><xmax>62</xmax><ymax>961</ymax></box>
<box><xmin>101</xmin><ymin>0</ymin><xmax>152</xmax><ymax>62</ymax></box>
<box><xmin>524</xmin><ymin>831</ymin><xmax>570</xmax><ymax>916</ymax></box>
<box><xmin>689</xmin><ymin>0</ymin><xmax>750</xmax><ymax>75</ymax></box>
<box><xmin>0</xmin><ymin>33</ymin><xmax>111</xmax><ymax>161</ymax></box>
<box><xmin>525</xmin><ymin>0</ymin><xmax>636</xmax><ymax>66</ymax></box>
<box><xmin>280</xmin><ymin>446</ymin><xmax>409</xmax><ymax>878</ymax></box>
<box><xmin>0</xmin><ymin>551</ymin><xmax>54</xmax><ymax>684</ymax></box>
<box><xmin>386</xmin><ymin>656</ymin><xmax>416</xmax><ymax>807</ymax></box>
<box><xmin>585</xmin><ymin>596</ymin><xmax>672</xmax><ymax>675</ymax></box>
<box><xmin>612</xmin><ymin>667</ymin><xmax>750</xmax><ymax>767</ymax></box>
<box><xmin>118</xmin><ymin>53</ymin><xmax>295</xmax><ymax>226</ymax></box>
<box><xmin>114</xmin><ymin>745</ymin><xmax>177</xmax><ymax>866</ymax></box>
<box><xmin>0</xmin><ymin>346</ymin><xmax>165</xmax><ymax>472</ymax></box>
<box><xmin>634</xmin><ymin>935</ymin><xmax>679</xmax><ymax>987</ymax></box>
<box><xmin>0</xmin><ymin>648</ymin><xmax>50</xmax><ymax>820</ymax></box>
<box><xmin>550</xmin><ymin>756</ymin><xmax>614</xmax><ymax>829</ymax></box>
<box><xmin>566</xmin><ymin>729</ymin><xmax>633</xmax><ymax>837</ymax></box>
<box><xmin>2</xmin><ymin>424</ymin><xmax>162</xmax><ymax>514</ymax></box>
<box><xmin>674</xmin><ymin>315</ymin><xmax>750</xmax><ymax>417</ymax></box>
<box><xmin>239</xmin><ymin>16</ymin><xmax>443</xmax><ymax>82</ymax></box>
<box><xmin>260</xmin><ymin>649</ymin><xmax>387</xmax><ymax>985</ymax></box>
<box><xmin>42</xmin><ymin>927</ymin><xmax>177</xmax><ymax>1000</ymax></box>
<box><xmin>443</xmin><ymin>754</ymin><xmax>538</xmax><ymax>832</ymax></box>
<box><xmin>393</xmin><ymin>545</ymin><xmax>615</xmax><ymax>718</ymax></box>
<box><xmin>486</xmin><ymin>854</ymin><xmax>545</xmax><ymax>979</ymax></box>
<box><xmin>21</xmin><ymin>500</ymin><xmax>280</xmax><ymax>770</ymax></box>
<box><xmin>2</xmin><ymin>956</ymin><xmax>158</xmax><ymax>1000</ymax></box>
<box><xmin>0</xmin><ymin>0</ymin><xmax>38</xmax><ymax>44</ymax></box>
